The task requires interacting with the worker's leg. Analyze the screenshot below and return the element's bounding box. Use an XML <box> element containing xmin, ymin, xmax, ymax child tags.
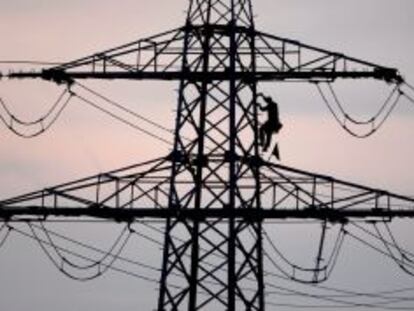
<box><xmin>263</xmin><ymin>123</ymin><xmax>272</xmax><ymax>151</ymax></box>
<box><xmin>264</xmin><ymin>135</ymin><xmax>271</xmax><ymax>151</ymax></box>
<box><xmin>259</xmin><ymin>125</ymin><xmax>265</xmax><ymax>147</ymax></box>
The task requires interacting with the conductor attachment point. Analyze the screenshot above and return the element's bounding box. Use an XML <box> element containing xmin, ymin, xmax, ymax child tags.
<box><xmin>41</xmin><ymin>69</ymin><xmax>74</xmax><ymax>86</ymax></box>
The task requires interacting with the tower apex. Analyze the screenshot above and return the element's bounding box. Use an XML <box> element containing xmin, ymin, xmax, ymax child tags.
<box><xmin>187</xmin><ymin>0</ymin><xmax>254</xmax><ymax>26</ymax></box>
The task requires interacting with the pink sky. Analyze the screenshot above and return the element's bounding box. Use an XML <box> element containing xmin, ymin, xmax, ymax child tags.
<box><xmin>1</xmin><ymin>1</ymin><xmax>414</xmax><ymax>310</ymax></box>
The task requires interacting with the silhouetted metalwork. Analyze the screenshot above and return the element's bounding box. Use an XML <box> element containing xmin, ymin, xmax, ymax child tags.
<box><xmin>1</xmin><ymin>1</ymin><xmax>413</xmax><ymax>311</ymax></box>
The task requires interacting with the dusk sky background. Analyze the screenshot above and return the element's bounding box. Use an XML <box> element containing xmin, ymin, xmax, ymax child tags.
<box><xmin>1</xmin><ymin>1</ymin><xmax>414</xmax><ymax>310</ymax></box>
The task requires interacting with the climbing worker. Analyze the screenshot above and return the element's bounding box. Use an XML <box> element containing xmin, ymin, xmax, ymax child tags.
<box><xmin>258</xmin><ymin>93</ymin><xmax>283</xmax><ymax>154</ymax></box>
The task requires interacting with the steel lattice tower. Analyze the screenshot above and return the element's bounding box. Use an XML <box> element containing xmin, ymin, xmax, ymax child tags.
<box><xmin>2</xmin><ymin>1</ymin><xmax>414</xmax><ymax>311</ymax></box>
<box><xmin>159</xmin><ymin>1</ymin><xmax>264</xmax><ymax>310</ymax></box>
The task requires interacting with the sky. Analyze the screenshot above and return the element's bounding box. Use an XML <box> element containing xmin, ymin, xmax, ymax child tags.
<box><xmin>1</xmin><ymin>1</ymin><xmax>414</xmax><ymax>310</ymax></box>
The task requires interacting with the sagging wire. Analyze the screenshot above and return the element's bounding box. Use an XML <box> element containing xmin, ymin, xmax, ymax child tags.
<box><xmin>70</xmin><ymin>89</ymin><xmax>172</xmax><ymax>145</ymax></box>
<box><xmin>27</xmin><ymin>222</ymin><xmax>132</xmax><ymax>281</ymax></box>
<box><xmin>71</xmin><ymin>82</ymin><xmax>200</xmax><ymax>148</ymax></box>
<box><xmin>403</xmin><ymin>81</ymin><xmax>414</xmax><ymax>93</ymax></box>
<box><xmin>0</xmin><ymin>222</ymin><xmax>12</xmax><ymax>249</ymax></box>
<box><xmin>352</xmin><ymin>221</ymin><xmax>414</xmax><ymax>265</ymax></box>
<box><xmin>0</xmin><ymin>60</ymin><xmax>62</xmax><ymax>66</ymax></box>
<box><xmin>344</xmin><ymin>223</ymin><xmax>414</xmax><ymax>278</ymax></box>
<box><xmin>16</xmin><ymin>221</ymin><xmax>243</xmax><ymax>292</ymax></box>
<box><xmin>30</xmin><ymin>222</ymin><xmax>159</xmax><ymax>272</ymax></box>
<box><xmin>0</xmin><ymin>87</ymin><xmax>73</xmax><ymax>138</ymax></box>
<box><xmin>75</xmin><ymin>82</ymin><xmax>174</xmax><ymax>134</ymax></box>
<box><xmin>137</xmin><ymin>221</ymin><xmax>395</xmax><ymax>308</ymax></box>
<box><xmin>38</xmin><ymin>222</ymin><xmax>131</xmax><ymax>271</ymax></box>
<box><xmin>371</xmin><ymin>222</ymin><xmax>414</xmax><ymax>276</ymax></box>
<box><xmin>262</xmin><ymin>223</ymin><xmax>346</xmax><ymax>284</ymax></box>
<box><xmin>399</xmin><ymin>81</ymin><xmax>414</xmax><ymax>107</ymax></box>
<box><xmin>28</xmin><ymin>218</ymin><xmax>414</xmax><ymax>308</ymax></box>
<box><xmin>0</xmin><ymin>77</ymin><xmax>177</xmax><ymax>144</ymax></box>
<box><xmin>264</xmin><ymin>280</ymin><xmax>414</xmax><ymax>310</ymax></box>
<box><xmin>266</xmin><ymin>300</ymin><xmax>414</xmax><ymax>310</ymax></box>
<box><xmin>6</xmin><ymin>223</ymin><xmax>166</xmax><ymax>285</ymax></box>
<box><xmin>14</xmin><ymin>220</ymin><xmax>411</xmax><ymax>309</ymax></box>
<box><xmin>266</xmin><ymin>277</ymin><xmax>414</xmax><ymax>304</ymax></box>
<box><xmin>315</xmin><ymin>82</ymin><xmax>402</xmax><ymax>138</ymax></box>
<box><xmin>139</xmin><ymin>219</ymin><xmax>414</xmax><ymax>306</ymax></box>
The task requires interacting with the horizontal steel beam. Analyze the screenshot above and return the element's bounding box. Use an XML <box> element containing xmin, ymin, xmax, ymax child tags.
<box><xmin>8</xmin><ymin>69</ymin><xmax>398</xmax><ymax>83</ymax></box>
<box><xmin>2</xmin><ymin>206</ymin><xmax>414</xmax><ymax>222</ymax></box>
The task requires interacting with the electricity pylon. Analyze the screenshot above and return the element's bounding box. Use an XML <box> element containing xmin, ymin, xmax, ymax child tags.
<box><xmin>1</xmin><ymin>1</ymin><xmax>413</xmax><ymax>310</ymax></box>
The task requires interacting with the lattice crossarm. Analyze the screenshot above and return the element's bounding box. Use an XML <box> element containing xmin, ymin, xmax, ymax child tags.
<box><xmin>0</xmin><ymin>157</ymin><xmax>173</xmax><ymax>222</ymax></box>
<box><xmin>7</xmin><ymin>27</ymin><xmax>187</xmax><ymax>84</ymax></box>
<box><xmin>254</xmin><ymin>31</ymin><xmax>403</xmax><ymax>83</ymax></box>
<box><xmin>258</xmin><ymin>162</ymin><xmax>414</xmax><ymax>223</ymax></box>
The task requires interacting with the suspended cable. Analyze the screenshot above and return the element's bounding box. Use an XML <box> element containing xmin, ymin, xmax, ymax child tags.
<box><xmin>28</xmin><ymin>217</ymin><xmax>414</xmax><ymax>307</ymax></box>
<box><xmin>265</xmin><ymin>280</ymin><xmax>414</xmax><ymax>310</ymax></box>
<box><xmin>403</xmin><ymin>81</ymin><xmax>414</xmax><ymax>93</ymax></box>
<box><xmin>265</xmin><ymin>265</ymin><xmax>414</xmax><ymax>302</ymax></box>
<box><xmin>352</xmin><ymin>222</ymin><xmax>414</xmax><ymax>263</ymax></box>
<box><xmin>261</xmin><ymin>224</ymin><xmax>346</xmax><ymax>284</ymax></box>
<box><xmin>266</xmin><ymin>300</ymin><xmax>414</xmax><ymax>310</ymax></box>
<box><xmin>266</xmin><ymin>282</ymin><xmax>414</xmax><ymax>302</ymax></box>
<box><xmin>9</xmin><ymin>222</ymin><xmax>226</xmax><ymax>293</ymax></box>
<box><xmin>372</xmin><ymin>223</ymin><xmax>414</xmax><ymax>276</ymax></box>
<box><xmin>0</xmin><ymin>223</ymin><xmax>11</xmax><ymax>249</ymax></box>
<box><xmin>14</xmin><ymin>221</ymin><xmax>414</xmax><ymax>308</ymax></box>
<box><xmin>38</xmin><ymin>222</ymin><xmax>131</xmax><ymax>271</ymax></box>
<box><xmin>384</xmin><ymin>222</ymin><xmax>414</xmax><ymax>264</ymax></box>
<box><xmin>29</xmin><ymin>223</ymin><xmax>159</xmax><ymax>273</ymax></box>
<box><xmin>27</xmin><ymin>222</ymin><xmax>132</xmax><ymax>281</ymax></box>
<box><xmin>266</xmin><ymin>281</ymin><xmax>414</xmax><ymax>308</ymax></box>
<box><xmin>138</xmin><ymin>219</ymin><xmax>414</xmax><ymax>305</ymax></box>
<box><xmin>399</xmin><ymin>89</ymin><xmax>414</xmax><ymax>106</ymax></box>
<box><xmin>72</xmin><ymin>82</ymin><xmax>199</xmax><ymax>147</ymax></box>
<box><xmin>71</xmin><ymin>91</ymin><xmax>172</xmax><ymax>145</ymax></box>
<box><xmin>343</xmin><ymin>226</ymin><xmax>414</xmax><ymax>277</ymax></box>
<box><xmin>75</xmin><ymin>82</ymin><xmax>174</xmax><ymax>134</ymax></box>
<box><xmin>315</xmin><ymin>82</ymin><xmax>402</xmax><ymax>138</ymax></box>
<box><xmin>0</xmin><ymin>88</ymin><xmax>73</xmax><ymax>138</ymax></box>
<box><xmin>7</xmin><ymin>223</ymin><xmax>166</xmax><ymax>285</ymax></box>
<box><xmin>0</xmin><ymin>77</ymin><xmax>178</xmax><ymax>144</ymax></box>
<box><xmin>31</xmin><ymin>222</ymin><xmax>212</xmax><ymax>289</ymax></box>
<box><xmin>0</xmin><ymin>60</ymin><xmax>62</xmax><ymax>66</ymax></box>
<box><xmin>0</xmin><ymin>89</ymin><xmax>67</xmax><ymax>126</ymax></box>
<box><xmin>12</xmin><ymin>212</ymin><xmax>410</xmax><ymax>308</ymax></box>
<box><xmin>137</xmin><ymin>220</ymin><xmax>408</xmax><ymax>306</ymax></box>
<box><xmin>327</xmin><ymin>83</ymin><xmax>399</xmax><ymax>125</ymax></box>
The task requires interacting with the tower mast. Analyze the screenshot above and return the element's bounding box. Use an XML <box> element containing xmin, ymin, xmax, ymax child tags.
<box><xmin>159</xmin><ymin>1</ymin><xmax>264</xmax><ymax>309</ymax></box>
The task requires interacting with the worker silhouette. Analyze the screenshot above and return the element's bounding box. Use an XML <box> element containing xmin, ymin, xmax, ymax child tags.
<box><xmin>258</xmin><ymin>93</ymin><xmax>283</xmax><ymax>155</ymax></box>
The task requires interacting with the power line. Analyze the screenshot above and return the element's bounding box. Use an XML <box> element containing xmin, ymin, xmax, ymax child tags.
<box><xmin>27</xmin><ymin>221</ymin><xmax>132</xmax><ymax>281</ymax></box>
<box><xmin>38</xmin><ymin>222</ymin><xmax>131</xmax><ymax>271</ymax></box>
<box><xmin>75</xmin><ymin>82</ymin><xmax>174</xmax><ymax>134</ymax></box>
<box><xmin>7</xmin><ymin>222</ymin><xmax>164</xmax><ymax>284</ymax></box>
<box><xmin>0</xmin><ymin>88</ymin><xmax>73</xmax><ymax>138</ymax></box>
<box><xmin>264</xmin><ymin>280</ymin><xmax>414</xmax><ymax>310</ymax></box>
<box><xmin>73</xmin><ymin>82</ymin><xmax>200</xmax><ymax>148</ymax></box>
<box><xmin>315</xmin><ymin>82</ymin><xmax>402</xmax><ymax>138</ymax></box>
<box><xmin>5</xmin><ymin>218</ymin><xmax>414</xmax><ymax>309</ymax></box>
<box><xmin>266</xmin><ymin>300</ymin><xmax>414</xmax><ymax>310</ymax></box>
<box><xmin>137</xmin><ymin>220</ymin><xmax>414</xmax><ymax>307</ymax></box>
<box><xmin>261</xmin><ymin>224</ymin><xmax>345</xmax><ymax>283</ymax></box>
<box><xmin>0</xmin><ymin>222</ymin><xmax>11</xmax><ymax>249</ymax></box>
<box><xmin>0</xmin><ymin>60</ymin><xmax>63</xmax><ymax>66</ymax></box>
<box><xmin>343</xmin><ymin>225</ymin><xmax>414</xmax><ymax>276</ymax></box>
<box><xmin>400</xmin><ymin>87</ymin><xmax>414</xmax><ymax>106</ymax></box>
<box><xmin>71</xmin><ymin>91</ymin><xmax>172</xmax><ymax>145</ymax></box>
